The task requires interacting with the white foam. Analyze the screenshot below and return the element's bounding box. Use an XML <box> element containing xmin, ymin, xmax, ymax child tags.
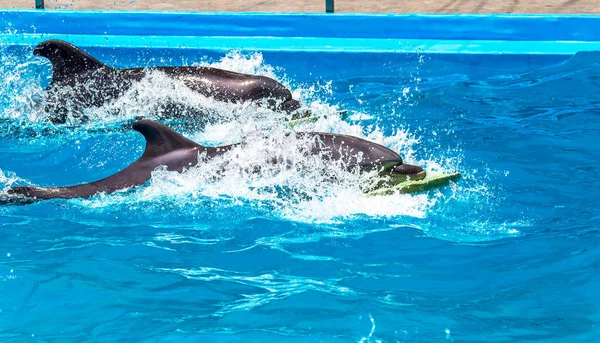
<box><xmin>77</xmin><ymin>126</ymin><xmax>437</xmax><ymax>223</ymax></box>
<box><xmin>0</xmin><ymin>52</ymin><xmax>46</xmax><ymax>123</ymax></box>
<box><xmin>0</xmin><ymin>169</ymin><xmax>24</xmax><ymax>191</ymax></box>
<box><xmin>196</xmin><ymin>50</ymin><xmax>281</xmax><ymax>80</ymax></box>
<box><xmin>0</xmin><ymin>48</ymin><xmax>487</xmax><ymax>230</ymax></box>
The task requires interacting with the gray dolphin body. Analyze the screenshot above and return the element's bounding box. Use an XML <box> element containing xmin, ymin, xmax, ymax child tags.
<box><xmin>6</xmin><ymin>120</ymin><xmax>425</xmax><ymax>202</ymax></box>
<box><xmin>34</xmin><ymin>40</ymin><xmax>303</xmax><ymax>124</ymax></box>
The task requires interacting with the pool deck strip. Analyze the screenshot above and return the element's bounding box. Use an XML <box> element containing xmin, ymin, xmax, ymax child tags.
<box><xmin>2</xmin><ymin>0</ymin><xmax>600</xmax><ymax>14</ymax></box>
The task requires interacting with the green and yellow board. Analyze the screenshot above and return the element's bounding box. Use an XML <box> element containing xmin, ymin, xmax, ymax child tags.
<box><xmin>366</xmin><ymin>172</ymin><xmax>461</xmax><ymax>196</ymax></box>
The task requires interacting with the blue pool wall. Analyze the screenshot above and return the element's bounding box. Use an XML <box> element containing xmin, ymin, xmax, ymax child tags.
<box><xmin>1</xmin><ymin>10</ymin><xmax>600</xmax><ymax>54</ymax></box>
<box><xmin>1</xmin><ymin>10</ymin><xmax>600</xmax><ymax>75</ymax></box>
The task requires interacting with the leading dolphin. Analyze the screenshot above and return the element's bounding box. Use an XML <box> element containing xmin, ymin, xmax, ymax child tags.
<box><xmin>34</xmin><ymin>40</ymin><xmax>303</xmax><ymax>124</ymax></box>
<box><xmin>6</xmin><ymin>120</ymin><xmax>425</xmax><ymax>202</ymax></box>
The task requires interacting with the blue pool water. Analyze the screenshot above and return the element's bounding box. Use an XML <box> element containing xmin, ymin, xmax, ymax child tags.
<box><xmin>0</xmin><ymin>42</ymin><xmax>599</xmax><ymax>342</ymax></box>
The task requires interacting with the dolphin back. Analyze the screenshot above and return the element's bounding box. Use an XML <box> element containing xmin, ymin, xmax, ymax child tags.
<box><xmin>34</xmin><ymin>39</ymin><xmax>106</xmax><ymax>83</ymax></box>
<box><xmin>6</xmin><ymin>120</ymin><xmax>202</xmax><ymax>202</ymax></box>
<box><xmin>303</xmin><ymin>133</ymin><xmax>403</xmax><ymax>171</ymax></box>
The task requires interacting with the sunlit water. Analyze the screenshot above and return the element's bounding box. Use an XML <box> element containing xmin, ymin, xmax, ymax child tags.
<box><xmin>0</xmin><ymin>45</ymin><xmax>598</xmax><ymax>342</ymax></box>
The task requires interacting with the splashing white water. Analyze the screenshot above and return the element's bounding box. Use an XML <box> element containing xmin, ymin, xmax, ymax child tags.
<box><xmin>84</xmin><ymin>69</ymin><xmax>290</xmax><ymax>128</ymax></box>
<box><xmin>0</xmin><ymin>47</ymin><xmax>484</xmax><ymax>228</ymax></box>
<box><xmin>74</xmin><ymin>127</ymin><xmax>436</xmax><ymax>223</ymax></box>
<box><xmin>0</xmin><ymin>169</ymin><xmax>24</xmax><ymax>191</ymax></box>
<box><xmin>196</xmin><ymin>50</ymin><xmax>281</xmax><ymax>80</ymax></box>
<box><xmin>0</xmin><ymin>47</ymin><xmax>317</xmax><ymax>129</ymax></box>
<box><xmin>0</xmin><ymin>50</ymin><xmax>46</xmax><ymax>123</ymax></box>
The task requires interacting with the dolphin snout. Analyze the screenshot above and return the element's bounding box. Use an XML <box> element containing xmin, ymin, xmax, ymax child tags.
<box><xmin>391</xmin><ymin>163</ymin><xmax>426</xmax><ymax>181</ymax></box>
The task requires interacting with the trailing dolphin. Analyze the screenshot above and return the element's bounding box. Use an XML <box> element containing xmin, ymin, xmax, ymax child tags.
<box><xmin>6</xmin><ymin>120</ymin><xmax>425</xmax><ymax>202</ymax></box>
<box><xmin>33</xmin><ymin>40</ymin><xmax>303</xmax><ymax>124</ymax></box>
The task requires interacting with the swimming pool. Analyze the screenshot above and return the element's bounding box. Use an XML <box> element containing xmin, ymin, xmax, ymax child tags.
<box><xmin>0</xmin><ymin>10</ymin><xmax>599</xmax><ymax>342</ymax></box>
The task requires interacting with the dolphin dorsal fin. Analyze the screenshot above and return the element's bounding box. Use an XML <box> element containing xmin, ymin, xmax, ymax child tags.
<box><xmin>133</xmin><ymin>120</ymin><xmax>202</xmax><ymax>159</ymax></box>
<box><xmin>34</xmin><ymin>40</ymin><xmax>106</xmax><ymax>82</ymax></box>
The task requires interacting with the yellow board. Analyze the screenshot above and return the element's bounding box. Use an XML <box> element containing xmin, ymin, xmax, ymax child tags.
<box><xmin>366</xmin><ymin>172</ymin><xmax>461</xmax><ymax>196</ymax></box>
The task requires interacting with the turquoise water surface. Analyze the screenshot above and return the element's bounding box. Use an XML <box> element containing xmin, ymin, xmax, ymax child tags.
<box><xmin>0</xmin><ymin>44</ymin><xmax>599</xmax><ymax>342</ymax></box>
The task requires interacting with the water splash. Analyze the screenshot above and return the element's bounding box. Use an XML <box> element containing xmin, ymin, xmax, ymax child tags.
<box><xmin>0</xmin><ymin>46</ymin><xmax>508</xmax><ymax>242</ymax></box>
<box><xmin>70</xmin><ymin>128</ymin><xmax>432</xmax><ymax>223</ymax></box>
<box><xmin>196</xmin><ymin>50</ymin><xmax>282</xmax><ymax>80</ymax></box>
<box><xmin>0</xmin><ymin>169</ymin><xmax>24</xmax><ymax>191</ymax></box>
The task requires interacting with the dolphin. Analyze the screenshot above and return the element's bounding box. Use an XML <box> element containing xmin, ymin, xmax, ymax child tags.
<box><xmin>6</xmin><ymin>120</ymin><xmax>425</xmax><ymax>202</ymax></box>
<box><xmin>33</xmin><ymin>40</ymin><xmax>303</xmax><ymax>124</ymax></box>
